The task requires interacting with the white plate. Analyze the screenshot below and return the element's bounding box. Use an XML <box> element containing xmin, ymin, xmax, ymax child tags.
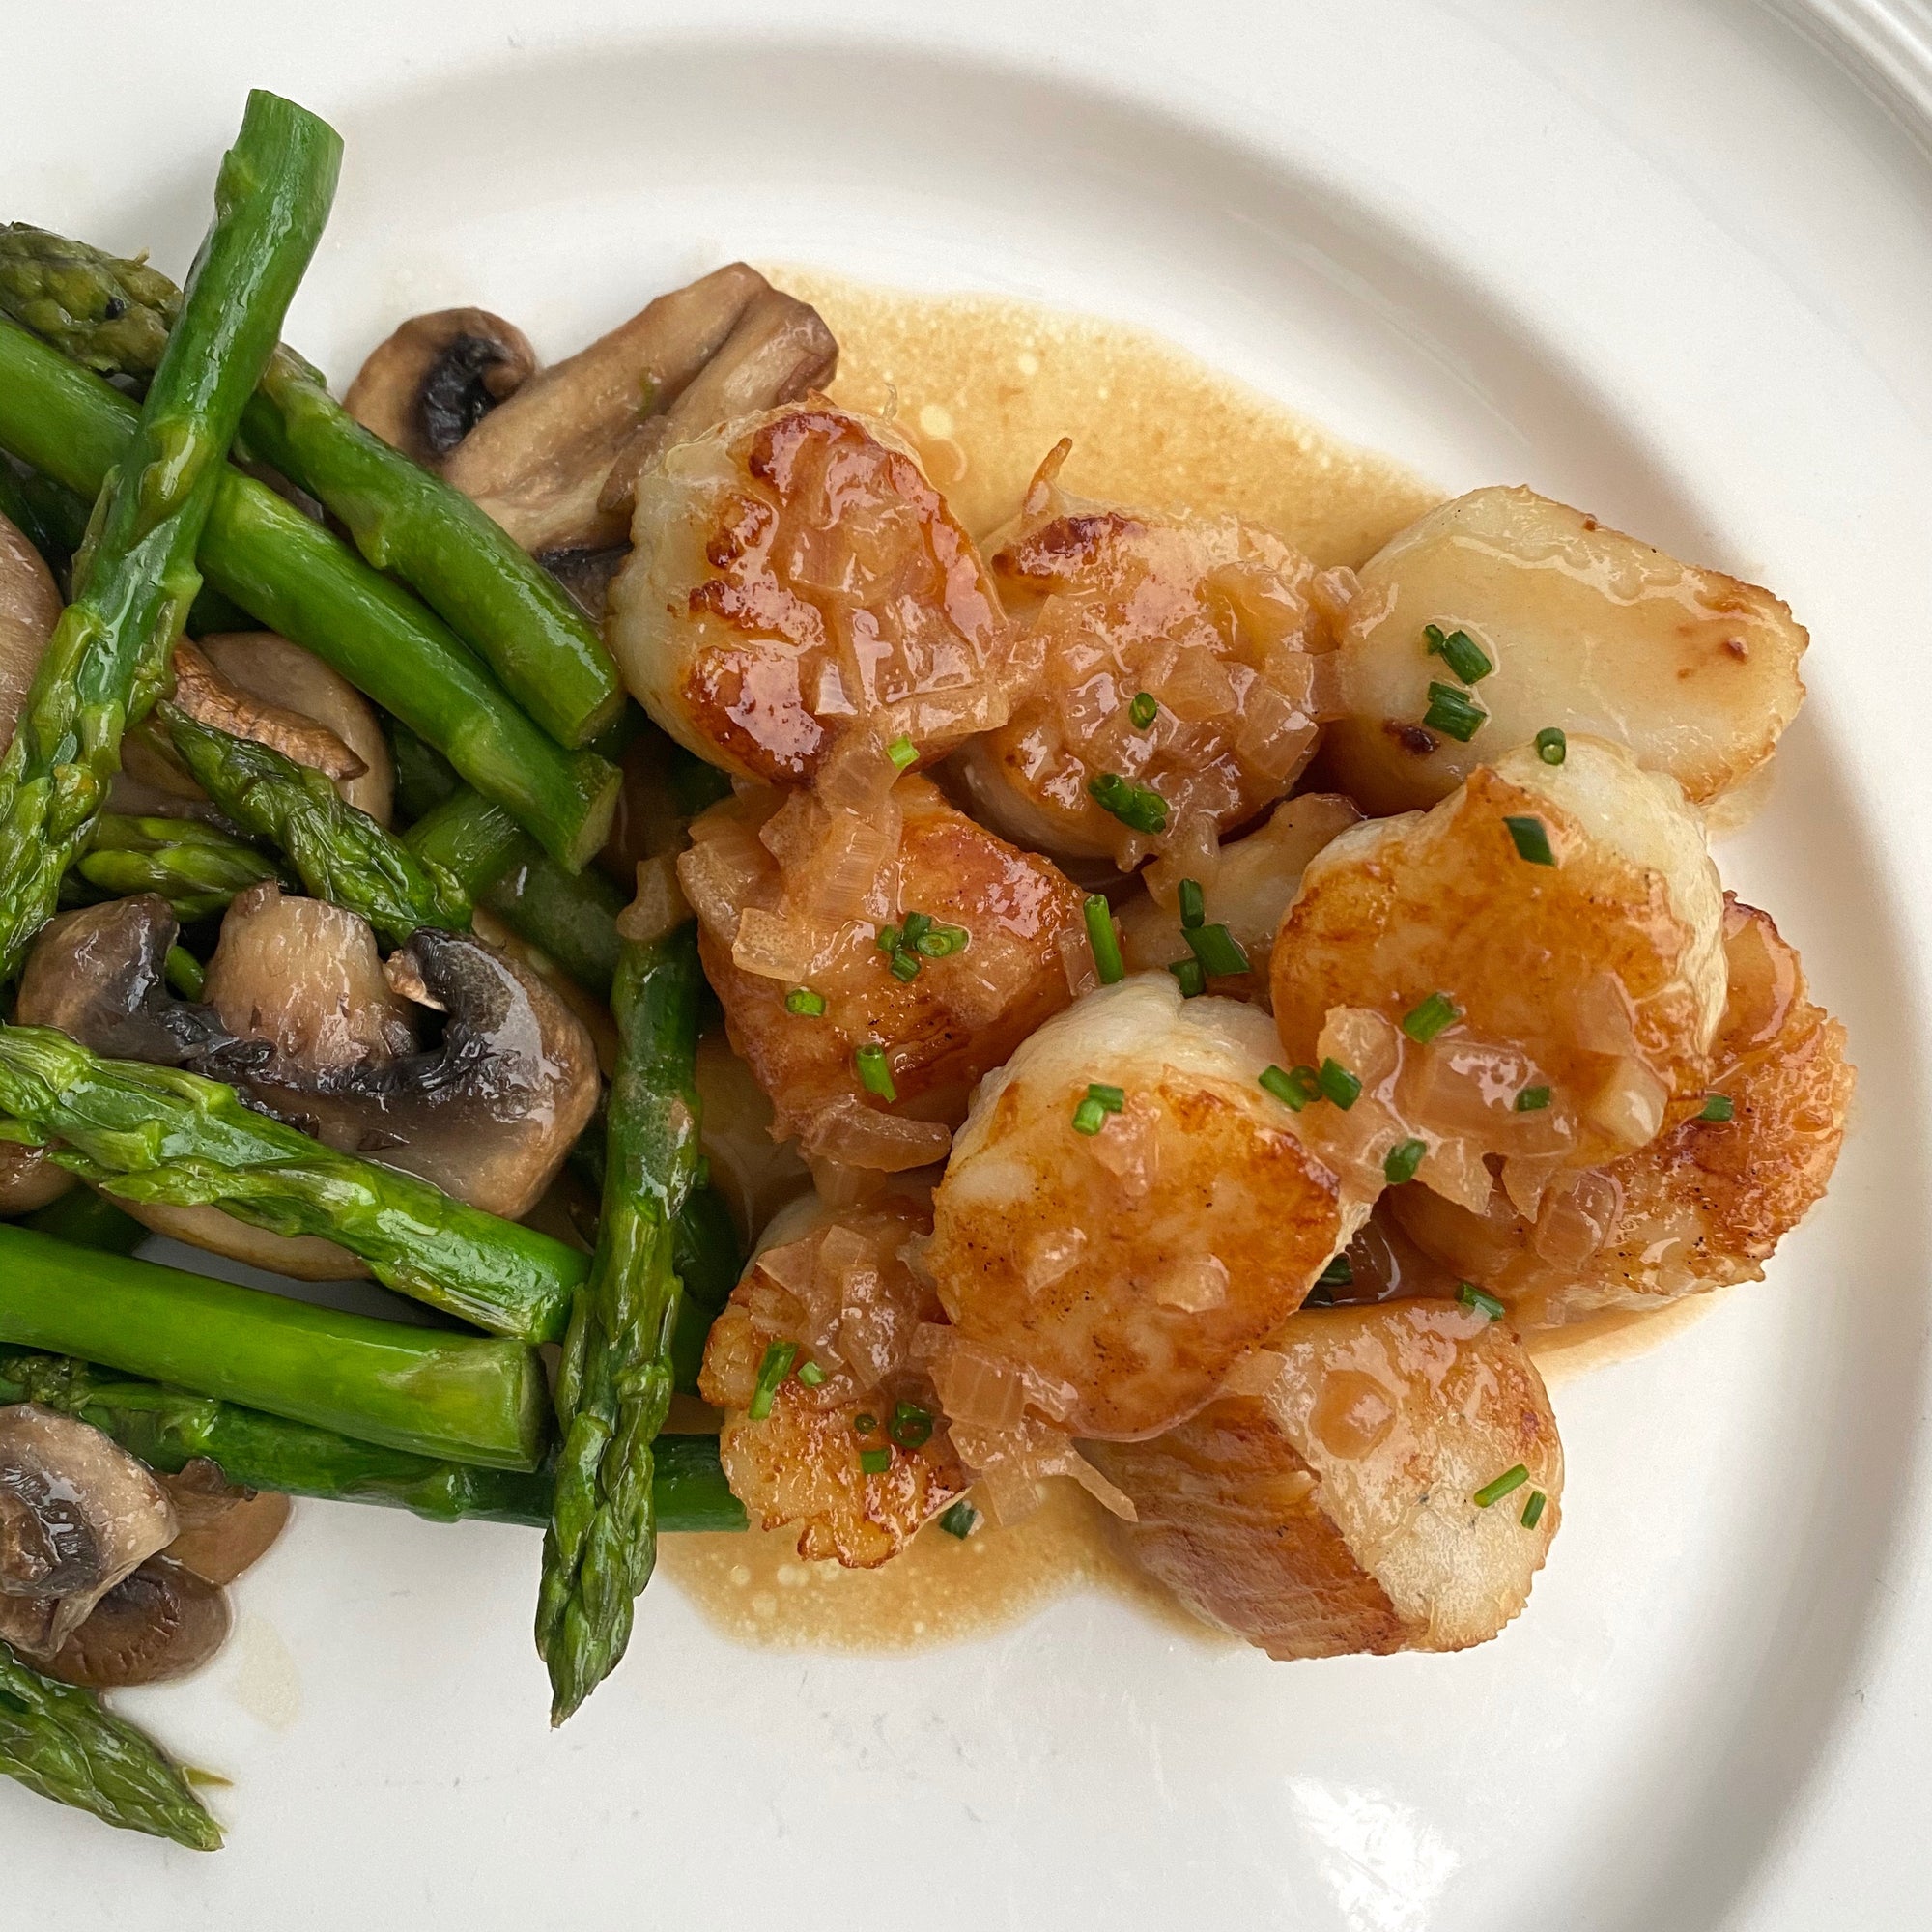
<box><xmin>7</xmin><ymin>4</ymin><xmax>1931</xmax><ymax>1926</ymax></box>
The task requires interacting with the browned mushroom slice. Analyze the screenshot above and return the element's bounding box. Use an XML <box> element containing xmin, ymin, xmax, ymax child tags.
<box><xmin>41</xmin><ymin>1555</ymin><xmax>232</xmax><ymax>1690</ymax></box>
<box><xmin>440</xmin><ymin>262</ymin><xmax>768</xmax><ymax>554</ymax></box>
<box><xmin>0</xmin><ymin>1141</ymin><xmax>71</xmax><ymax>1216</ymax></box>
<box><xmin>172</xmin><ymin>638</ymin><xmax>365</xmax><ymax>781</ymax></box>
<box><xmin>343</xmin><ymin>306</ymin><xmax>537</xmax><ymax>469</ymax></box>
<box><xmin>0</xmin><ymin>1405</ymin><xmax>178</xmax><ymax>1659</ymax></box>
<box><xmin>157</xmin><ymin>1460</ymin><xmax>293</xmax><ymax>1586</ymax></box>
<box><xmin>0</xmin><ymin>507</ymin><xmax>59</xmax><ymax>757</ymax></box>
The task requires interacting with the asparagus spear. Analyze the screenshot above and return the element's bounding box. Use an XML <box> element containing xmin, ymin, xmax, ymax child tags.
<box><xmin>161</xmin><ymin>702</ymin><xmax>469</xmax><ymax>943</ymax></box>
<box><xmin>0</xmin><ymin>94</ymin><xmax>340</xmax><ymax>980</ymax></box>
<box><xmin>18</xmin><ymin>1185</ymin><xmax>146</xmax><ymax>1254</ymax></box>
<box><xmin>76</xmin><ymin>811</ymin><xmax>286</xmax><ymax>922</ymax></box>
<box><xmin>0</xmin><ymin>223</ymin><xmax>625</xmax><ymax>750</ymax></box>
<box><xmin>1</xmin><ymin>1640</ymin><xmax>220</xmax><ymax>1849</ymax></box>
<box><xmin>0</xmin><ymin>317</ymin><xmax>619</xmax><ymax>869</ymax></box>
<box><xmin>0</xmin><ymin>1024</ymin><xmax>584</xmax><ymax>1341</ymax></box>
<box><xmin>0</xmin><ymin>1223</ymin><xmax>547</xmax><ymax>1468</ymax></box>
<box><xmin>0</xmin><ymin>1349</ymin><xmax>746</xmax><ymax>1533</ymax></box>
<box><xmin>537</xmin><ymin>922</ymin><xmax>704</xmax><ymax>1721</ymax></box>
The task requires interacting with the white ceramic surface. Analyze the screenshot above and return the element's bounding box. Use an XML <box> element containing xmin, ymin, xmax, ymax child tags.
<box><xmin>6</xmin><ymin>4</ymin><xmax>1930</xmax><ymax>1926</ymax></box>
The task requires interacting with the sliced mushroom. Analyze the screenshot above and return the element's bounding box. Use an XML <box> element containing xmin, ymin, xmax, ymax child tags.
<box><xmin>0</xmin><ymin>1141</ymin><xmax>72</xmax><ymax>1215</ymax></box>
<box><xmin>0</xmin><ymin>1405</ymin><xmax>177</xmax><ymax>1658</ymax></box>
<box><xmin>157</xmin><ymin>1460</ymin><xmax>293</xmax><ymax>1586</ymax></box>
<box><xmin>343</xmin><ymin>307</ymin><xmax>537</xmax><ymax>469</ymax></box>
<box><xmin>0</xmin><ymin>507</ymin><xmax>59</xmax><ymax>758</ymax></box>
<box><xmin>441</xmin><ymin>262</ymin><xmax>768</xmax><ymax>554</ymax></box>
<box><xmin>172</xmin><ymin>638</ymin><xmax>364</xmax><ymax>780</ymax></box>
<box><xmin>40</xmin><ymin>1555</ymin><xmax>231</xmax><ymax>1690</ymax></box>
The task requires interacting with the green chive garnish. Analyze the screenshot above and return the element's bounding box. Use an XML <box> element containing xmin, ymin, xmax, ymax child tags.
<box><xmin>1178</xmin><ymin>878</ymin><xmax>1205</xmax><ymax>930</ymax></box>
<box><xmin>1089</xmin><ymin>770</ymin><xmax>1170</xmax><ymax>835</ymax></box>
<box><xmin>1072</xmin><ymin>1082</ymin><xmax>1125</xmax><ymax>1135</ymax></box>
<box><xmin>164</xmin><ymin>945</ymin><xmax>205</xmax><ymax>1001</ymax></box>
<box><xmin>1383</xmin><ymin>1137</ymin><xmax>1426</xmax><ymax>1185</ymax></box>
<box><xmin>748</xmin><ymin>1340</ymin><xmax>799</xmax><ymax>1421</ymax></box>
<box><xmin>854</xmin><ymin>1413</ymin><xmax>878</xmax><ymax>1435</ymax></box>
<box><xmin>1699</xmin><ymin>1094</ymin><xmax>1735</xmax><ymax>1122</ymax></box>
<box><xmin>855</xmin><ymin>1042</ymin><xmax>896</xmax><ymax>1101</ymax></box>
<box><xmin>1424</xmin><ymin>622</ymin><xmax>1494</xmax><ymax>684</ymax></box>
<box><xmin>887</xmin><ymin>734</ymin><xmax>918</xmax><ymax>772</ymax></box>
<box><xmin>1087</xmin><ymin>1082</ymin><xmax>1126</xmax><ymax>1112</ymax></box>
<box><xmin>797</xmin><ymin>1359</ymin><xmax>828</xmax><ymax>1387</ymax></box>
<box><xmin>876</xmin><ymin>923</ymin><xmax>901</xmax><ymax>954</ymax></box>
<box><xmin>1504</xmin><ymin>814</ymin><xmax>1556</xmax><ymax>866</ymax></box>
<box><xmin>1472</xmin><ymin>1464</ymin><xmax>1531</xmax><ymax>1509</ymax></box>
<box><xmin>1084</xmin><ymin>893</ymin><xmax>1124</xmax><ymax>984</ymax></box>
<box><xmin>1318</xmin><ymin>1058</ymin><xmax>1361</xmax><ymax>1109</ymax></box>
<box><xmin>1129</xmin><ymin>691</ymin><xmax>1159</xmax><ymax>730</ymax></box>
<box><xmin>1535</xmin><ymin>726</ymin><xmax>1567</xmax><ymax>765</ymax></box>
<box><xmin>1520</xmin><ymin>1490</ymin><xmax>1548</xmax><ymax>1529</ymax></box>
<box><xmin>1401</xmin><ymin>991</ymin><xmax>1459</xmax><ymax>1044</ymax></box>
<box><xmin>1258</xmin><ymin>1065</ymin><xmax>1305</xmax><ymax>1110</ymax></box>
<box><xmin>889</xmin><ymin>952</ymin><xmax>922</xmax><ymax>981</ymax></box>
<box><xmin>860</xmin><ymin>1447</ymin><xmax>892</xmax><ymax>1475</ymax></box>
<box><xmin>900</xmin><ymin>912</ymin><xmax>933</xmax><ymax>947</ymax></box>
<box><xmin>784</xmin><ymin>986</ymin><xmax>826</xmax><ymax>1017</ymax></box>
<box><xmin>1168</xmin><ymin>957</ymin><xmax>1207</xmax><ymax>998</ymax></box>
<box><xmin>889</xmin><ymin>1400</ymin><xmax>934</xmax><ymax>1449</ymax></box>
<box><xmin>1515</xmin><ymin>1085</ymin><xmax>1551</xmax><ymax>1113</ymax></box>
<box><xmin>1458</xmin><ymin>1281</ymin><xmax>1506</xmax><ymax>1321</ymax></box>
<box><xmin>1185</xmin><ymin>923</ymin><xmax>1250</xmax><ymax>977</ymax></box>
<box><xmin>1423</xmin><ymin>680</ymin><xmax>1488</xmax><ymax>742</ymax></box>
<box><xmin>1317</xmin><ymin>1253</ymin><xmax>1353</xmax><ymax>1287</ymax></box>
<box><xmin>939</xmin><ymin>1500</ymin><xmax>979</xmax><ymax>1539</ymax></box>
<box><xmin>915</xmin><ymin>923</ymin><xmax>969</xmax><ymax>958</ymax></box>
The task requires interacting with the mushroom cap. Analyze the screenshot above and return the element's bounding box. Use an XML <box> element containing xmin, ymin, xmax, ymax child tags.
<box><xmin>157</xmin><ymin>1460</ymin><xmax>293</xmax><ymax>1587</ymax></box>
<box><xmin>343</xmin><ymin>307</ymin><xmax>536</xmax><ymax>469</ymax></box>
<box><xmin>40</xmin><ymin>1554</ymin><xmax>232</xmax><ymax>1690</ymax></box>
<box><xmin>0</xmin><ymin>507</ymin><xmax>59</xmax><ymax>759</ymax></box>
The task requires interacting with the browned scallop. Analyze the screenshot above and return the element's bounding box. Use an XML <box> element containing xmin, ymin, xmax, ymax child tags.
<box><xmin>611</xmin><ymin>401</ymin><xmax>1013</xmax><ymax>790</ymax></box>
<box><xmin>1388</xmin><ymin>897</ymin><xmax>1854</xmax><ymax>1327</ymax></box>
<box><xmin>923</xmin><ymin>976</ymin><xmax>1365</xmax><ymax>1440</ymax></box>
<box><xmin>953</xmin><ymin>444</ymin><xmax>1343</xmax><ymax>872</ymax></box>
<box><xmin>699</xmin><ymin>1191</ymin><xmax>967</xmax><ymax>1567</ymax></box>
<box><xmin>1088</xmin><ymin>1299</ymin><xmax>1561</xmax><ymax>1658</ymax></box>
<box><xmin>678</xmin><ymin>776</ymin><xmax>1085</xmax><ymax>1173</ymax></box>
<box><xmin>1272</xmin><ymin>736</ymin><xmax>1726</xmax><ymax>1174</ymax></box>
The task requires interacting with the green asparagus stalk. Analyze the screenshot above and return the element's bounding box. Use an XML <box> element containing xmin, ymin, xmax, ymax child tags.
<box><xmin>0</xmin><ymin>1348</ymin><xmax>746</xmax><ymax>1533</ymax></box>
<box><xmin>0</xmin><ymin>1224</ymin><xmax>547</xmax><ymax>1467</ymax></box>
<box><xmin>0</xmin><ymin>223</ymin><xmax>625</xmax><ymax>750</ymax></box>
<box><xmin>537</xmin><ymin>922</ymin><xmax>705</xmax><ymax>1722</ymax></box>
<box><xmin>1</xmin><ymin>1640</ymin><xmax>220</xmax><ymax>1849</ymax></box>
<box><xmin>161</xmin><ymin>702</ymin><xmax>469</xmax><ymax>943</ymax></box>
<box><xmin>76</xmin><ymin>811</ymin><xmax>286</xmax><ymax>922</ymax></box>
<box><xmin>17</xmin><ymin>1185</ymin><xmax>146</xmax><ymax>1254</ymax></box>
<box><xmin>0</xmin><ymin>317</ymin><xmax>619</xmax><ymax>870</ymax></box>
<box><xmin>0</xmin><ymin>1024</ymin><xmax>585</xmax><ymax>1341</ymax></box>
<box><xmin>0</xmin><ymin>94</ymin><xmax>340</xmax><ymax>980</ymax></box>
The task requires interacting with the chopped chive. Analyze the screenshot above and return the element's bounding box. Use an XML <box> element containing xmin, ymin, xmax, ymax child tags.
<box><xmin>1070</xmin><ymin>1097</ymin><xmax>1107</xmax><ymax>1135</ymax></box>
<box><xmin>1424</xmin><ymin>622</ymin><xmax>1494</xmax><ymax>685</ymax></box>
<box><xmin>887</xmin><ymin>734</ymin><xmax>918</xmax><ymax>772</ymax></box>
<box><xmin>1128</xmin><ymin>691</ymin><xmax>1159</xmax><ymax>730</ymax></box>
<box><xmin>784</xmin><ymin>986</ymin><xmax>827</xmax><ymax>1017</ymax></box>
<box><xmin>1287</xmin><ymin>1065</ymin><xmax>1323</xmax><ymax>1105</ymax></box>
<box><xmin>796</xmin><ymin>1359</ymin><xmax>828</xmax><ymax>1388</ymax></box>
<box><xmin>1515</xmin><ymin>1085</ymin><xmax>1551</xmax><ymax>1113</ymax></box>
<box><xmin>1317</xmin><ymin>1253</ymin><xmax>1353</xmax><ymax>1287</ymax></box>
<box><xmin>1167</xmin><ymin>957</ymin><xmax>1207</xmax><ymax>998</ymax></box>
<box><xmin>854</xmin><ymin>1412</ymin><xmax>878</xmax><ymax>1435</ymax></box>
<box><xmin>1699</xmin><ymin>1093</ymin><xmax>1735</xmax><ymax>1122</ymax></box>
<box><xmin>1535</xmin><ymin>726</ymin><xmax>1568</xmax><ymax>765</ymax></box>
<box><xmin>1457</xmin><ymin>1281</ymin><xmax>1507</xmax><ymax>1321</ymax></box>
<box><xmin>748</xmin><ymin>1340</ymin><xmax>799</xmax><ymax>1421</ymax></box>
<box><xmin>915</xmin><ymin>923</ymin><xmax>969</xmax><ymax>958</ymax></box>
<box><xmin>888</xmin><ymin>952</ymin><xmax>922</xmax><ymax>981</ymax></box>
<box><xmin>1185</xmin><ymin>923</ymin><xmax>1250</xmax><ymax>978</ymax></box>
<box><xmin>163</xmin><ymin>945</ymin><xmax>205</xmax><ymax>1001</ymax></box>
<box><xmin>875</xmin><ymin>923</ymin><xmax>901</xmax><ymax>954</ymax></box>
<box><xmin>859</xmin><ymin>1447</ymin><xmax>892</xmax><ymax>1476</ymax></box>
<box><xmin>1520</xmin><ymin>1489</ymin><xmax>1548</xmax><ymax>1530</ymax></box>
<box><xmin>1504</xmin><ymin>814</ymin><xmax>1556</xmax><ymax>866</ymax></box>
<box><xmin>1084</xmin><ymin>893</ymin><xmax>1124</xmax><ymax>984</ymax></box>
<box><xmin>854</xmin><ymin>1042</ymin><xmax>896</xmax><ymax>1101</ymax></box>
<box><xmin>938</xmin><ymin>1500</ymin><xmax>979</xmax><ymax>1539</ymax></box>
<box><xmin>900</xmin><ymin>911</ymin><xmax>933</xmax><ymax>946</ymax></box>
<box><xmin>1259</xmin><ymin>1065</ymin><xmax>1306</xmax><ymax>1110</ymax></box>
<box><xmin>1088</xmin><ymin>770</ymin><xmax>1170</xmax><ymax>835</ymax></box>
<box><xmin>1423</xmin><ymin>680</ymin><xmax>1488</xmax><ymax>743</ymax></box>
<box><xmin>1472</xmin><ymin>1463</ymin><xmax>1531</xmax><ymax>1509</ymax></box>
<box><xmin>1383</xmin><ymin>1137</ymin><xmax>1427</xmax><ymax>1185</ymax></box>
<box><xmin>1086</xmin><ymin>1082</ymin><xmax>1126</xmax><ymax>1113</ymax></box>
<box><xmin>1318</xmin><ymin>1058</ymin><xmax>1361</xmax><ymax>1110</ymax></box>
<box><xmin>1177</xmin><ymin>878</ymin><xmax>1206</xmax><ymax>930</ymax></box>
<box><xmin>1401</xmin><ymin>991</ymin><xmax>1459</xmax><ymax>1044</ymax></box>
<box><xmin>889</xmin><ymin>1400</ymin><xmax>934</xmax><ymax>1449</ymax></box>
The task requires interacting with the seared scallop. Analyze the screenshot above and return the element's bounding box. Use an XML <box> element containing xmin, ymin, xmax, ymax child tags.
<box><xmin>678</xmin><ymin>776</ymin><xmax>1086</xmax><ymax>1173</ymax></box>
<box><xmin>699</xmin><ymin>1189</ymin><xmax>967</xmax><ymax>1567</ymax></box>
<box><xmin>923</xmin><ymin>975</ymin><xmax>1367</xmax><ymax>1440</ymax></box>
<box><xmin>1321</xmin><ymin>486</ymin><xmax>1807</xmax><ymax>815</ymax></box>
<box><xmin>953</xmin><ymin>445</ymin><xmax>1343</xmax><ymax>872</ymax></box>
<box><xmin>611</xmin><ymin>400</ymin><xmax>1013</xmax><ymax>792</ymax></box>
<box><xmin>1272</xmin><ymin>735</ymin><xmax>1725</xmax><ymax>1177</ymax></box>
<box><xmin>1388</xmin><ymin>897</ymin><xmax>1853</xmax><ymax>1327</ymax></box>
<box><xmin>1088</xmin><ymin>1299</ymin><xmax>1561</xmax><ymax>1658</ymax></box>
